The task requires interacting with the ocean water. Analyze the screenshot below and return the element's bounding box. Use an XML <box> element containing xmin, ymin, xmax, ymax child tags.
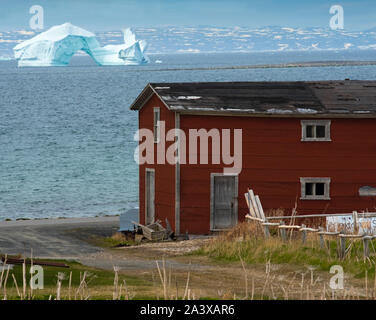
<box><xmin>1</xmin><ymin>50</ymin><xmax>376</xmax><ymax>220</ymax></box>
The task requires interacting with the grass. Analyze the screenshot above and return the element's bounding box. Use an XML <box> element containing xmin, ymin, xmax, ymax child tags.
<box><xmin>84</xmin><ymin>232</ymin><xmax>138</xmax><ymax>248</ymax></box>
<box><xmin>2</xmin><ymin>221</ymin><xmax>376</xmax><ymax>300</ymax></box>
<box><xmin>194</xmin><ymin>221</ymin><xmax>376</xmax><ymax>279</ymax></box>
<box><xmin>0</xmin><ymin>256</ymin><xmax>210</xmax><ymax>300</ymax></box>
<box><xmin>0</xmin><ymin>258</ymin><xmax>152</xmax><ymax>300</ymax></box>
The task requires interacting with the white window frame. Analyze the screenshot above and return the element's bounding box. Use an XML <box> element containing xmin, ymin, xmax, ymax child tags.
<box><xmin>301</xmin><ymin>120</ymin><xmax>331</xmax><ymax>141</ymax></box>
<box><xmin>153</xmin><ymin>107</ymin><xmax>160</xmax><ymax>143</ymax></box>
<box><xmin>300</xmin><ymin>177</ymin><xmax>331</xmax><ymax>200</ymax></box>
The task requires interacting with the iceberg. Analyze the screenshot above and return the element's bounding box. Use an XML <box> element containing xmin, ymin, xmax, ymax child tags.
<box><xmin>92</xmin><ymin>29</ymin><xmax>149</xmax><ymax>65</ymax></box>
<box><xmin>13</xmin><ymin>23</ymin><xmax>100</xmax><ymax>66</ymax></box>
<box><xmin>0</xmin><ymin>56</ymin><xmax>13</xmax><ymax>61</ymax></box>
<box><xmin>13</xmin><ymin>22</ymin><xmax>148</xmax><ymax>67</ymax></box>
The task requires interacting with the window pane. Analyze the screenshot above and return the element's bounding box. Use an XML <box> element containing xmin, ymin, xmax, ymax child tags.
<box><xmin>315</xmin><ymin>183</ymin><xmax>325</xmax><ymax>196</ymax></box>
<box><xmin>316</xmin><ymin>125</ymin><xmax>326</xmax><ymax>138</ymax></box>
<box><xmin>154</xmin><ymin>127</ymin><xmax>158</xmax><ymax>142</ymax></box>
<box><xmin>306</xmin><ymin>125</ymin><xmax>314</xmax><ymax>138</ymax></box>
<box><xmin>305</xmin><ymin>183</ymin><xmax>314</xmax><ymax>196</ymax></box>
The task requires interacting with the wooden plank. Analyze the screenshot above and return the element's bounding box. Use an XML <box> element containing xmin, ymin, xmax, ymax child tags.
<box><xmin>339</xmin><ymin>234</ymin><xmax>346</xmax><ymax>259</ymax></box>
<box><xmin>318</xmin><ymin>231</ymin><xmax>340</xmax><ymax>236</ymax></box>
<box><xmin>131</xmin><ymin>220</ymin><xmax>154</xmax><ymax>233</ymax></box>
<box><xmin>244</xmin><ymin>193</ymin><xmax>256</xmax><ymax>218</ymax></box>
<box><xmin>279</xmin><ymin>221</ymin><xmax>287</xmax><ymax>241</ymax></box>
<box><xmin>278</xmin><ymin>225</ymin><xmax>301</xmax><ymax>229</ymax></box>
<box><xmin>338</xmin><ymin>234</ymin><xmax>363</xmax><ymax>239</ymax></box>
<box><xmin>246</xmin><ymin>192</ymin><xmax>259</xmax><ymax>219</ymax></box>
<box><xmin>0</xmin><ymin>256</ymin><xmax>69</xmax><ymax>268</ymax></box>
<box><xmin>263</xmin><ymin>225</ymin><xmax>270</xmax><ymax>239</ymax></box>
<box><xmin>363</xmin><ymin>237</ymin><xmax>370</xmax><ymax>258</ymax></box>
<box><xmin>319</xmin><ymin>227</ymin><xmax>325</xmax><ymax>248</ymax></box>
<box><xmin>255</xmin><ymin>195</ymin><xmax>266</xmax><ymax>221</ymax></box>
<box><xmin>301</xmin><ymin>224</ymin><xmax>307</xmax><ymax>244</ymax></box>
<box><xmin>267</xmin><ymin>212</ymin><xmax>376</xmax><ymax>220</ymax></box>
<box><xmin>299</xmin><ymin>227</ymin><xmax>319</xmax><ymax>232</ymax></box>
<box><xmin>353</xmin><ymin>211</ymin><xmax>359</xmax><ymax>234</ymax></box>
<box><xmin>248</xmin><ymin>189</ymin><xmax>261</xmax><ymax>220</ymax></box>
<box><xmin>245</xmin><ymin>214</ymin><xmax>264</xmax><ymax>223</ymax></box>
<box><xmin>244</xmin><ymin>192</ymin><xmax>250</xmax><ymax>209</ymax></box>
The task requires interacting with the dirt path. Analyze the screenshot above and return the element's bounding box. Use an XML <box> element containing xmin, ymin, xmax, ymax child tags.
<box><xmin>0</xmin><ymin>216</ymin><xmax>119</xmax><ymax>259</ymax></box>
<box><xmin>79</xmin><ymin>239</ymin><xmax>211</xmax><ymax>271</ymax></box>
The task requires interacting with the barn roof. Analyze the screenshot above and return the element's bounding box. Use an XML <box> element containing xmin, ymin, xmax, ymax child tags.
<box><xmin>130</xmin><ymin>80</ymin><xmax>376</xmax><ymax>117</ymax></box>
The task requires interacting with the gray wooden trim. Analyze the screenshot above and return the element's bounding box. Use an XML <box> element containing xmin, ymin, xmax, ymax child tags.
<box><xmin>130</xmin><ymin>83</ymin><xmax>171</xmax><ymax>112</ymax></box>
<box><xmin>168</xmin><ymin>110</ymin><xmax>376</xmax><ymax>119</ymax></box>
<box><xmin>301</xmin><ymin>120</ymin><xmax>331</xmax><ymax>141</ymax></box>
<box><xmin>129</xmin><ymin>84</ymin><xmax>154</xmax><ymax>111</ymax></box>
<box><xmin>153</xmin><ymin>107</ymin><xmax>161</xmax><ymax>143</ymax></box>
<box><xmin>175</xmin><ymin>112</ymin><xmax>180</xmax><ymax>235</ymax></box>
<box><xmin>145</xmin><ymin>168</ymin><xmax>155</xmax><ymax>224</ymax></box>
<box><xmin>300</xmin><ymin>177</ymin><xmax>331</xmax><ymax>200</ymax></box>
<box><xmin>210</xmin><ymin>173</ymin><xmax>239</xmax><ymax>231</ymax></box>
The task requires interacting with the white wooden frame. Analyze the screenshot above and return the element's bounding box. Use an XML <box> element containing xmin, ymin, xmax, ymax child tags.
<box><xmin>301</xmin><ymin>120</ymin><xmax>331</xmax><ymax>141</ymax></box>
<box><xmin>153</xmin><ymin>107</ymin><xmax>160</xmax><ymax>143</ymax></box>
<box><xmin>300</xmin><ymin>177</ymin><xmax>331</xmax><ymax>200</ymax></box>
<box><xmin>145</xmin><ymin>168</ymin><xmax>155</xmax><ymax>224</ymax></box>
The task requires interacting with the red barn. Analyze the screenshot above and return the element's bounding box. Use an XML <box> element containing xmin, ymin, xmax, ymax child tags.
<box><xmin>130</xmin><ymin>81</ymin><xmax>376</xmax><ymax>235</ymax></box>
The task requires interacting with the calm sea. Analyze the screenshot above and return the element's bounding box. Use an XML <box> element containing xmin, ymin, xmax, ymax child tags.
<box><xmin>1</xmin><ymin>50</ymin><xmax>376</xmax><ymax>220</ymax></box>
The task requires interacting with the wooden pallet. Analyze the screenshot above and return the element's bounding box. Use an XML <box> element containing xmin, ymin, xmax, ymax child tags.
<box><xmin>132</xmin><ymin>220</ymin><xmax>168</xmax><ymax>241</ymax></box>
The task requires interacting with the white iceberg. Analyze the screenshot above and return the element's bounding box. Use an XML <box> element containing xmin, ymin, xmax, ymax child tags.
<box><xmin>13</xmin><ymin>22</ymin><xmax>148</xmax><ymax>67</ymax></box>
<box><xmin>0</xmin><ymin>56</ymin><xmax>13</xmax><ymax>61</ymax></box>
<box><xmin>92</xmin><ymin>29</ymin><xmax>149</xmax><ymax>65</ymax></box>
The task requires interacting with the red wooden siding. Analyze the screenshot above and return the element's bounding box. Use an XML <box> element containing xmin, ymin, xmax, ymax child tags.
<box><xmin>138</xmin><ymin>95</ymin><xmax>376</xmax><ymax>234</ymax></box>
<box><xmin>138</xmin><ymin>94</ymin><xmax>176</xmax><ymax>229</ymax></box>
<box><xmin>179</xmin><ymin>115</ymin><xmax>376</xmax><ymax>234</ymax></box>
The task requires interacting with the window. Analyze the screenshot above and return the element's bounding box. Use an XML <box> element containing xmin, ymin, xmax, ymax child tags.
<box><xmin>301</xmin><ymin>120</ymin><xmax>331</xmax><ymax>141</ymax></box>
<box><xmin>153</xmin><ymin>107</ymin><xmax>160</xmax><ymax>143</ymax></box>
<box><xmin>300</xmin><ymin>178</ymin><xmax>331</xmax><ymax>200</ymax></box>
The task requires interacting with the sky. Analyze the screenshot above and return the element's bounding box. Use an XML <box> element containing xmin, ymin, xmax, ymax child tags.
<box><xmin>1</xmin><ymin>0</ymin><xmax>376</xmax><ymax>31</ymax></box>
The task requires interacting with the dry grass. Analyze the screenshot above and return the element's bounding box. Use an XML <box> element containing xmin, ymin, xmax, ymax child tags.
<box><xmin>2</xmin><ymin>221</ymin><xmax>376</xmax><ymax>300</ymax></box>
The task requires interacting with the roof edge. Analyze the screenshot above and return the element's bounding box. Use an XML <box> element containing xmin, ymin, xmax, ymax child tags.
<box><xmin>130</xmin><ymin>83</ymin><xmax>171</xmax><ymax>111</ymax></box>
<box><xmin>175</xmin><ymin>110</ymin><xmax>376</xmax><ymax>118</ymax></box>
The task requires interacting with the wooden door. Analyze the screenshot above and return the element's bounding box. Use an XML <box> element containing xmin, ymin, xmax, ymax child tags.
<box><xmin>211</xmin><ymin>175</ymin><xmax>238</xmax><ymax>230</ymax></box>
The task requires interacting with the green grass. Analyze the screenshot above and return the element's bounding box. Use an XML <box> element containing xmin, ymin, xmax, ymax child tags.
<box><xmin>99</xmin><ymin>237</ymin><xmax>137</xmax><ymax>248</ymax></box>
<box><xmin>194</xmin><ymin>235</ymin><xmax>376</xmax><ymax>279</ymax></box>
<box><xmin>10</xmin><ymin>260</ymin><xmax>147</xmax><ymax>287</ymax></box>
<box><xmin>84</xmin><ymin>232</ymin><xmax>139</xmax><ymax>248</ymax></box>
<box><xmin>1</xmin><ymin>259</ymin><xmax>152</xmax><ymax>300</ymax></box>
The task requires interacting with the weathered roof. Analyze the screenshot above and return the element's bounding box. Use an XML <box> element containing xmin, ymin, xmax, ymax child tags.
<box><xmin>130</xmin><ymin>80</ymin><xmax>376</xmax><ymax>116</ymax></box>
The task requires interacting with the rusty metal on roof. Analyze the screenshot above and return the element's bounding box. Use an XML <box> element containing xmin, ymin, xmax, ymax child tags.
<box><xmin>130</xmin><ymin>81</ymin><xmax>376</xmax><ymax>116</ymax></box>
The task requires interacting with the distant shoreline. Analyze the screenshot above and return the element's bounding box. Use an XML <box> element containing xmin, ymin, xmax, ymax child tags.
<box><xmin>4</xmin><ymin>57</ymin><xmax>376</xmax><ymax>71</ymax></box>
<box><xmin>0</xmin><ymin>215</ymin><xmax>119</xmax><ymax>228</ymax></box>
<box><xmin>142</xmin><ymin>60</ymin><xmax>376</xmax><ymax>72</ymax></box>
